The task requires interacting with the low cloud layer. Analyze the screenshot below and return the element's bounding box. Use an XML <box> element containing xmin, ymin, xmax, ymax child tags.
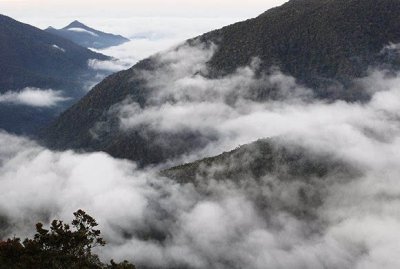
<box><xmin>0</xmin><ymin>87</ymin><xmax>70</xmax><ymax>107</ymax></box>
<box><xmin>80</xmin><ymin>17</ymin><xmax>239</xmax><ymax>75</ymax></box>
<box><xmin>105</xmin><ymin>44</ymin><xmax>316</xmax><ymax>163</ymax></box>
<box><xmin>2</xmin><ymin>43</ymin><xmax>400</xmax><ymax>269</ymax></box>
<box><xmin>101</xmin><ymin>44</ymin><xmax>400</xmax><ymax>165</ymax></box>
<box><xmin>84</xmin><ymin>17</ymin><xmax>241</xmax><ymax>71</ymax></box>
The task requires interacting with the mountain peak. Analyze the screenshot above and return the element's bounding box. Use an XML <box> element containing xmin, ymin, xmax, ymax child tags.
<box><xmin>47</xmin><ymin>20</ymin><xmax>130</xmax><ymax>49</ymax></box>
<box><xmin>64</xmin><ymin>20</ymin><xmax>88</xmax><ymax>29</ymax></box>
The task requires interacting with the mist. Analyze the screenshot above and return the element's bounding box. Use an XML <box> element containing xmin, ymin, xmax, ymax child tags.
<box><xmin>2</xmin><ymin>43</ymin><xmax>400</xmax><ymax>269</ymax></box>
<box><xmin>0</xmin><ymin>87</ymin><xmax>70</xmax><ymax>107</ymax></box>
<box><xmin>84</xmin><ymin>18</ymin><xmax>242</xmax><ymax>73</ymax></box>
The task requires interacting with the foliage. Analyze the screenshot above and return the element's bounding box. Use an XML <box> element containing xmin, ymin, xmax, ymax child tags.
<box><xmin>0</xmin><ymin>210</ymin><xmax>136</xmax><ymax>269</ymax></box>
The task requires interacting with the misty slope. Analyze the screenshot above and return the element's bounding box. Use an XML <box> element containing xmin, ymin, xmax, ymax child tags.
<box><xmin>202</xmin><ymin>0</ymin><xmax>400</xmax><ymax>99</ymax></box>
<box><xmin>161</xmin><ymin>138</ymin><xmax>360</xmax><ymax>220</ymax></box>
<box><xmin>46</xmin><ymin>20</ymin><xmax>130</xmax><ymax>49</ymax></box>
<box><xmin>0</xmin><ymin>14</ymin><xmax>110</xmax><ymax>134</ymax></box>
<box><xmin>42</xmin><ymin>0</ymin><xmax>400</xmax><ymax>166</ymax></box>
<box><xmin>162</xmin><ymin>138</ymin><xmax>357</xmax><ymax>184</ymax></box>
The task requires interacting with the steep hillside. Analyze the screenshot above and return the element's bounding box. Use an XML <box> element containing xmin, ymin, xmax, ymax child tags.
<box><xmin>46</xmin><ymin>20</ymin><xmax>129</xmax><ymax>49</ymax></box>
<box><xmin>202</xmin><ymin>0</ymin><xmax>400</xmax><ymax>99</ymax></box>
<box><xmin>42</xmin><ymin>0</ymin><xmax>400</xmax><ymax>165</ymax></box>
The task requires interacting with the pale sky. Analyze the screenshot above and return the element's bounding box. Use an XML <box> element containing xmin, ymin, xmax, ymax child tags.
<box><xmin>0</xmin><ymin>0</ymin><xmax>288</xmax><ymax>22</ymax></box>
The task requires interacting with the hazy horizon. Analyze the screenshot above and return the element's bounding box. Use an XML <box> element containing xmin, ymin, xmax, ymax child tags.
<box><xmin>0</xmin><ymin>0</ymin><xmax>288</xmax><ymax>28</ymax></box>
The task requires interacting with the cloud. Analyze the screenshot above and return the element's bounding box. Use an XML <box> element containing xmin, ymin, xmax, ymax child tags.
<box><xmin>0</xmin><ymin>87</ymin><xmax>70</xmax><ymax>107</ymax></box>
<box><xmin>67</xmin><ymin>27</ymin><xmax>99</xmax><ymax>36</ymax></box>
<box><xmin>91</xmin><ymin>38</ymin><xmax>184</xmax><ymax>69</ymax></box>
<box><xmin>78</xmin><ymin>17</ymin><xmax>240</xmax><ymax>74</ymax></box>
<box><xmin>103</xmin><ymin>44</ymin><xmax>313</xmax><ymax>163</ymax></box>
<box><xmin>99</xmin><ymin>43</ymin><xmax>400</xmax><ymax>168</ymax></box>
<box><xmin>82</xmin><ymin>17</ymin><xmax>242</xmax><ymax>67</ymax></box>
<box><xmin>84</xmin><ymin>43</ymin><xmax>400</xmax><ymax>268</ymax></box>
<box><xmin>2</xmin><ymin>104</ymin><xmax>400</xmax><ymax>269</ymax></box>
<box><xmin>88</xmin><ymin>58</ymin><xmax>131</xmax><ymax>72</ymax></box>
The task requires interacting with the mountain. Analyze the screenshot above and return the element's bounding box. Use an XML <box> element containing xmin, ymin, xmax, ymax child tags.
<box><xmin>45</xmin><ymin>20</ymin><xmax>130</xmax><ymax>49</ymax></box>
<box><xmin>0</xmin><ymin>15</ymin><xmax>109</xmax><ymax>94</ymax></box>
<box><xmin>0</xmin><ymin>14</ymin><xmax>110</xmax><ymax>134</ymax></box>
<box><xmin>42</xmin><ymin>0</ymin><xmax>400</xmax><ymax>166</ymax></box>
<box><xmin>162</xmin><ymin>138</ymin><xmax>358</xmax><ymax>184</ymax></box>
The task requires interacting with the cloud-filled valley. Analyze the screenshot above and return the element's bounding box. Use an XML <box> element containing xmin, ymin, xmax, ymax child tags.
<box><xmin>2</xmin><ymin>40</ymin><xmax>400</xmax><ymax>268</ymax></box>
<box><xmin>83</xmin><ymin>17</ymin><xmax>243</xmax><ymax>72</ymax></box>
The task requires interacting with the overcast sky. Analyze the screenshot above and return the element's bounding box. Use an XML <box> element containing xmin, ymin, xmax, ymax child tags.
<box><xmin>0</xmin><ymin>0</ymin><xmax>288</xmax><ymax>25</ymax></box>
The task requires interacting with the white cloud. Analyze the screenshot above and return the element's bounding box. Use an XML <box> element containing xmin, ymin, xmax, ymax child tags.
<box><xmin>0</xmin><ymin>87</ymin><xmax>70</xmax><ymax>107</ymax></box>
<box><xmin>110</xmin><ymin>44</ymin><xmax>312</xmax><ymax>161</ymax></box>
<box><xmin>88</xmin><ymin>58</ymin><xmax>131</xmax><ymax>72</ymax></box>
<box><xmin>102</xmin><ymin>44</ymin><xmax>400</xmax><ymax>168</ymax></box>
<box><xmin>2</xmin><ymin>105</ymin><xmax>400</xmax><ymax>269</ymax></box>
<box><xmin>66</xmin><ymin>27</ymin><xmax>99</xmax><ymax>36</ymax></box>
<box><xmin>2</xmin><ymin>42</ymin><xmax>400</xmax><ymax>269</ymax></box>
<box><xmin>83</xmin><ymin>17</ymin><xmax>242</xmax><ymax>66</ymax></box>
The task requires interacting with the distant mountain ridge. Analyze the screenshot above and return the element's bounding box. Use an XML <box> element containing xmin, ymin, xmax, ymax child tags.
<box><xmin>162</xmin><ymin>138</ymin><xmax>358</xmax><ymax>184</ymax></box>
<box><xmin>0</xmin><ymin>14</ymin><xmax>110</xmax><ymax>134</ymax></box>
<box><xmin>42</xmin><ymin>0</ymin><xmax>400</xmax><ymax>166</ymax></box>
<box><xmin>0</xmin><ymin>15</ymin><xmax>109</xmax><ymax>93</ymax></box>
<box><xmin>45</xmin><ymin>20</ymin><xmax>130</xmax><ymax>49</ymax></box>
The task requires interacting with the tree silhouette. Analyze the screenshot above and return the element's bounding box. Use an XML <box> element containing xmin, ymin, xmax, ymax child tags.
<box><xmin>0</xmin><ymin>210</ymin><xmax>135</xmax><ymax>269</ymax></box>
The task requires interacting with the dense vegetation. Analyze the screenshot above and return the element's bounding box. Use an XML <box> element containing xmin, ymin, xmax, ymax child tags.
<box><xmin>202</xmin><ymin>0</ymin><xmax>400</xmax><ymax>100</ymax></box>
<box><xmin>0</xmin><ymin>210</ymin><xmax>135</xmax><ymax>269</ymax></box>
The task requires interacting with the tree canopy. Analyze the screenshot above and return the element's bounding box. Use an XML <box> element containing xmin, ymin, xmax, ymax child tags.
<box><xmin>0</xmin><ymin>210</ymin><xmax>136</xmax><ymax>269</ymax></box>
